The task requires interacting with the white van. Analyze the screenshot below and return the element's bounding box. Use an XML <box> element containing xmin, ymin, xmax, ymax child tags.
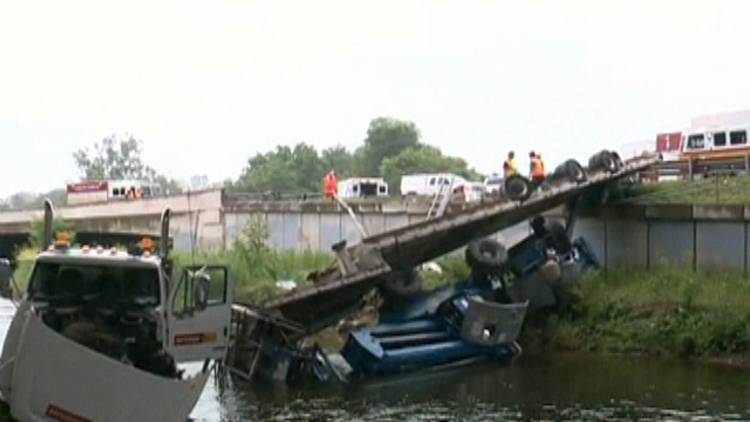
<box><xmin>483</xmin><ymin>174</ymin><xmax>504</xmax><ymax>194</ymax></box>
<box><xmin>337</xmin><ymin>177</ymin><xmax>389</xmax><ymax>198</ymax></box>
<box><xmin>400</xmin><ymin>173</ymin><xmax>468</xmax><ymax>196</ymax></box>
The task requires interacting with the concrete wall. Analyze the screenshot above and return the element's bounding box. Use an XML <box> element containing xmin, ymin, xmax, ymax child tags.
<box><xmin>223</xmin><ymin>210</ymin><xmax>534</xmax><ymax>253</ymax></box>
<box><xmin>567</xmin><ymin>204</ymin><xmax>750</xmax><ymax>272</ymax></box>
<box><xmin>224</xmin><ymin>203</ymin><xmax>750</xmax><ymax>273</ymax></box>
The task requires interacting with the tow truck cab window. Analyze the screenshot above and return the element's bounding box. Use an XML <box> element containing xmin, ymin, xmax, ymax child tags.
<box><xmin>27</xmin><ymin>261</ymin><xmax>160</xmax><ymax>305</ymax></box>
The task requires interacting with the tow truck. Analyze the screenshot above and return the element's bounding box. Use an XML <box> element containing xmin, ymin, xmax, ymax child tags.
<box><xmin>0</xmin><ymin>199</ymin><xmax>233</xmax><ymax>422</ymax></box>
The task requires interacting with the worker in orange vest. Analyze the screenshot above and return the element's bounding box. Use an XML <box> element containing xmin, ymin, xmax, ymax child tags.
<box><xmin>529</xmin><ymin>151</ymin><xmax>545</xmax><ymax>189</ymax></box>
<box><xmin>323</xmin><ymin>170</ymin><xmax>338</xmax><ymax>199</ymax></box>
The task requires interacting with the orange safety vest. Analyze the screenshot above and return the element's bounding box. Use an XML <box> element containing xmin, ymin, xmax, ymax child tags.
<box><xmin>324</xmin><ymin>174</ymin><xmax>337</xmax><ymax>195</ymax></box>
<box><xmin>531</xmin><ymin>157</ymin><xmax>545</xmax><ymax>177</ymax></box>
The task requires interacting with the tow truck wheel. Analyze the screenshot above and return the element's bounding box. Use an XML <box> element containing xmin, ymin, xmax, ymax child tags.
<box><xmin>465</xmin><ymin>238</ymin><xmax>507</xmax><ymax>277</ymax></box>
<box><xmin>503</xmin><ymin>174</ymin><xmax>533</xmax><ymax>201</ymax></box>
<box><xmin>379</xmin><ymin>269</ymin><xmax>423</xmax><ymax>299</ymax></box>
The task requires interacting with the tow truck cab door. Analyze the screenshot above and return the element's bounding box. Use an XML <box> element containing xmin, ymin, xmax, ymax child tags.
<box><xmin>166</xmin><ymin>265</ymin><xmax>233</xmax><ymax>363</ymax></box>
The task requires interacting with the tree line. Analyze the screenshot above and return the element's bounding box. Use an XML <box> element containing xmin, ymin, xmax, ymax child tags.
<box><xmin>0</xmin><ymin>117</ymin><xmax>482</xmax><ymax>210</ymax></box>
<box><xmin>225</xmin><ymin>117</ymin><xmax>483</xmax><ymax>195</ymax></box>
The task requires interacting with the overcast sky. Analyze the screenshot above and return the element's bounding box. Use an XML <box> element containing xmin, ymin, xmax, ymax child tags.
<box><xmin>1</xmin><ymin>0</ymin><xmax>749</xmax><ymax>198</ymax></box>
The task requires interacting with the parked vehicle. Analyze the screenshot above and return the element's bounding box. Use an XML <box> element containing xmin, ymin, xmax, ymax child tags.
<box><xmin>337</xmin><ymin>177</ymin><xmax>389</xmax><ymax>198</ymax></box>
<box><xmin>0</xmin><ymin>199</ymin><xmax>232</xmax><ymax>422</ymax></box>
<box><xmin>653</xmin><ymin>110</ymin><xmax>750</xmax><ymax>178</ymax></box>
<box><xmin>66</xmin><ymin>179</ymin><xmax>163</xmax><ymax>206</ymax></box>
<box><xmin>483</xmin><ymin>174</ymin><xmax>504</xmax><ymax>194</ymax></box>
<box><xmin>400</xmin><ymin>173</ymin><xmax>468</xmax><ymax>197</ymax></box>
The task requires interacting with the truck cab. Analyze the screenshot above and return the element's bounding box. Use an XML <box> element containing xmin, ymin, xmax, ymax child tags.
<box><xmin>0</xmin><ymin>199</ymin><xmax>233</xmax><ymax>422</ymax></box>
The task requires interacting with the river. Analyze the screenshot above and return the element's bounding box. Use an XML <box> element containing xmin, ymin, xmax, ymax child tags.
<box><xmin>2</xmin><ymin>300</ymin><xmax>750</xmax><ymax>421</ymax></box>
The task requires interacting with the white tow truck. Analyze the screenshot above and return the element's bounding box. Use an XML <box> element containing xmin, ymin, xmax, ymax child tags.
<box><xmin>0</xmin><ymin>199</ymin><xmax>233</xmax><ymax>422</ymax></box>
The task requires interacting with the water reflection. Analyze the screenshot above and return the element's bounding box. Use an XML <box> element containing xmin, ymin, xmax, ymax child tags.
<box><xmin>1</xmin><ymin>299</ymin><xmax>749</xmax><ymax>422</ymax></box>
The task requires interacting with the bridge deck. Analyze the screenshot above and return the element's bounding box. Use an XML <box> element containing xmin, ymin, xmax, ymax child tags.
<box><xmin>260</xmin><ymin>156</ymin><xmax>659</xmax><ymax>336</ymax></box>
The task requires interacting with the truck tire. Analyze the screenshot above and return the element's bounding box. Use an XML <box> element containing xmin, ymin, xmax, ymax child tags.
<box><xmin>503</xmin><ymin>174</ymin><xmax>533</xmax><ymax>201</ymax></box>
<box><xmin>379</xmin><ymin>269</ymin><xmax>423</xmax><ymax>298</ymax></box>
<box><xmin>545</xmin><ymin>221</ymin><xmax>573</xmax><ymax>254</ymax></box>
<box><xmin>553</xmin><ymin>159</ymin><xmax>587</xmax><ymax>183</ymax></box>
<box><xmin>588</xmin><ymin>150</ymin><xmax>618</xmax><ymax>173</ymax></box>
<box><xmin>612</xmin><ymin>151</ymin><xmax>624</xmax><ymax>171</ymax></box>
<box><xmin>465</xmin><ymin>238</ymin><xmax>507</xmax><ymax>276</ymax></box>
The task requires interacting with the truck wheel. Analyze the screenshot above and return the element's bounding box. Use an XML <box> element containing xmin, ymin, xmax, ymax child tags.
<box><xmin>554</xmin><ymin>159</ymin><xmax>587</xmax><ymax>183</ymax></box>
<box><xmin>503</xmin><ymin>174</ymin><xmax>532</xmax><ymax>201</ymax></box>
<box><xmin>563</xmin><ymin>159</ymin><xmax>587</xmax><ymax>183</ymax></box>
<box><xmin>588</xmin><ymin>150</ymin><xmax>618</xmax><ymax>173</ymax></box>
<box><xmin>612</xmin><ymin>151</ymin><xmax>624</xmax><ymax>171</ymax></box>
<box><xmin>545</xmin><ymin>221</ymin><xmax>573</xmax><ymax>254</ymax></box>
<box><xmin>465</xmin><ymin>238</ymin><xmax>507</xmax><ymax>275</ymax></box>
<box><xmin>379</xmin><ymin>269</ymin><xmax>423</xmax><ymax>298</ymax></box>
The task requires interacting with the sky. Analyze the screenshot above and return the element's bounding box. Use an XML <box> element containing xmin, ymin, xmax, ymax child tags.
<box><xmin>1</xmin><ymin>0</ymin><xmax>749</xmax><ymax>198</ymax></box>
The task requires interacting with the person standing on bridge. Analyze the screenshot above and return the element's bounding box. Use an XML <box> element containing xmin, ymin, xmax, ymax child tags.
<box><xmin>503</xmin><ymin>151</ymin><xmax>518</xmax><ymax>177</ymax></box>
<box><xmin>323</xmin><ymin>170</ymin><xmax>338</xmax><ymax>199</ymax></box>
<box><xmin>529</xmin><ymin>151</ymin><xmax>545</xmax><ymax>189</ymax></box>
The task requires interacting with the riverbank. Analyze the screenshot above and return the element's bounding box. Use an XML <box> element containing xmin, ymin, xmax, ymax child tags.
<box><xmin>523</xmin><ymin>267</ymin><xmax>750</xmax><ymax>365</ymax></box>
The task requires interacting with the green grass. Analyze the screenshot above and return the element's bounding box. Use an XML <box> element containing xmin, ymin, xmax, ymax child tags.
<box><xmin>619</xmin><ymin>175</ymin><xmax>750</xmax><ymax>204</ymax></box>
<box><xmin>532</xmin><ymin>266</ymin><xmax>750</xmax><ymax>360</ymax></box>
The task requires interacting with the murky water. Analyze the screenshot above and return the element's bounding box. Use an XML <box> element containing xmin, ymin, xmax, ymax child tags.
<box><xmin>189</xmin><ymin>353</ymin><xmax>750</xmax><ymax>421</ymax></box>
<box><xmin>2</xmin><ymin>299</ymin><xmax>750</xmax><ymax>421</ymax></box>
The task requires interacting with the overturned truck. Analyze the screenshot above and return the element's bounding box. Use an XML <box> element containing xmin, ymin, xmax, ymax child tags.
<box><xmin>224</xmin><ymin>150</ymin><xmax>656</xmax><ymax>383</ymax></box>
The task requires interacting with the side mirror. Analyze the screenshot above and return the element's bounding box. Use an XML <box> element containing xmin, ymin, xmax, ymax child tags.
<box><xmin>0</xmin><ymin>258</ymin><xmax>13</xmax><ymax>299</ymax></box>
<box><xmin>180</xmin><ymin>265</ymin><xmax>229</xmax><ymax>313</ymax></box>
<box><xmin>193</xmin><ymin>272</ymin><xmax>210</xmax><ymax>311</ymax></box>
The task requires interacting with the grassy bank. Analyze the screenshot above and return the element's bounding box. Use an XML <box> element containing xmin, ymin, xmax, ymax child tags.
<box><xmin>527</xmin><ymin>267</ymin><xmax>750</xmax><ymax>363</ymax></box>
<box><xmin>620</xmin><ymin>175</ymin><xmax>750</xmax><ymax>204</ymax></box>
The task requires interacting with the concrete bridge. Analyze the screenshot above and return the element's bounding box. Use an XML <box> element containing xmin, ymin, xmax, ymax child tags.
<box><xmin>0</xmin><ymin>189</ymin><xmax>547</xmax><ymax>254</ymax></box>
<box><xmin>4</xmin><ymin>188</ymin><xmax>750</xmax><ymax>273</ymax></box>
<box><xmin>0</xmin><ymin>189</ymin><xmax>225</xmax><ymax>254</ymax></box>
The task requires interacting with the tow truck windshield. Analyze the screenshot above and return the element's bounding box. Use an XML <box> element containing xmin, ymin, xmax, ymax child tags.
<box><xmin>27</xmin><ymin>261</ymin><xmax>161</xmax><ymax>306</ymax></box>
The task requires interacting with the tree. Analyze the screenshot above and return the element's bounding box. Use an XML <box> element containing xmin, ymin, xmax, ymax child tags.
<box><xmin>234</xmin><ymin>146</ymin><xmax>304</xmax><ymax>195</ymax></box>
<box><xmin>320</xmin><ymin>145</ymin><xmax>355</xmax><ymax>178</ymax></box>
<box><xmin>72</xmin><ymin>134</ymin><xmax>182</xmax><ymax>194</ymax></box>
<box><xmin>380</xmin><ymin>144</ymin><xmax>484</xmax><ymax>194</ymax></box>
<box><xmin>357</xmin><ymin>117</ymin><xmax>420</xmax><ymax>176</ymax></box>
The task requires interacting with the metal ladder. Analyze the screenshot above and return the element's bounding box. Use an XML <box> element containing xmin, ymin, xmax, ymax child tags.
<box><xmin>426</xmin><ymin>176</ymin><xmax>455</xmax><ymax>220</ymax></box>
